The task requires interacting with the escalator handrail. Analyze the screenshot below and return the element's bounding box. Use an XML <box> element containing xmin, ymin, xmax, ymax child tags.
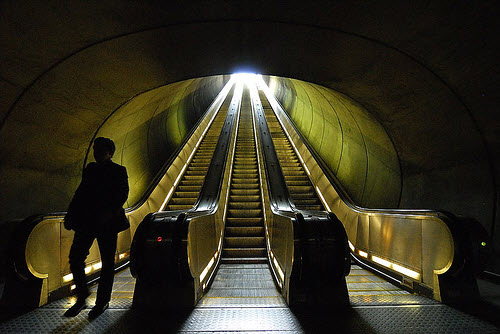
<box><xmin>127</xmin><ymin>76</ymin><xmax>232</xmax><ymax>213</ymax></box>
<box><xmin>260</xmin><ymin>78</ymin><xmax>454</xmax><ymax>218</ymax></box>
<box><xmin>153</xmin><ymin>81</ymin><xmax>243</xmax><ymax>218</ymax></box>
<box><xmin>258</xmin><ymin>77</ymin><xmax>489</xmax><ymax>283</ymax></box>
<box><xmin>9</xmin><ymin>79</ymin><xmax>236</xmax><ymax>283</ymax></box>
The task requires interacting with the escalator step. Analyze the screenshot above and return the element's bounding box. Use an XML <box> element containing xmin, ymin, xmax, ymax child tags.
<box><xmin>169</xmin><ymin>197</ymin><xmax>197</xmax><ymax>205</ymax></box>
<box><xmin>288</xmin><ymin>185</ymin><xmax>314</xmax><ymax>192</ymax></box>
<box><xmin>226</xmin><ymin>218</ymin><xmax>263</xmax><ymax>226</ymax></box>
<box><xmin>221</xmin><ymin>257</ymin><xmax>267</xmax><ymax>264</ymax></box>
<box><xmin>284</xmin><ymin>175</ymin><xmax>309</xmax><ymax>180</ymax></box>
<box><xmin>228</xmin><ymin>209</ymin><xmax>262</xmax><ymax>218</ymax></box>
<box><xmin>224</xmin><ymin>237</ymin><xmax>265</xmax><ymax>248</ymax></box>
<box><xmin>222</xmin><ymin>248</ymin><xmax>267</xmax><ymax>258</ymax></box>
<box><xmin>229</xmin><ymin>202</ymin><xmax>261</xmax><ymax>209</ymax></box>
<box><xmin>184</xmin><ymin>175</ymin><xmax>205</xmax><ymax>180</ymax></box>
<box><xmin>225</xmin><ymin>226</ymin><xmax>264</xmax><ymax>236</ymax></box>
<box><xmin>232</xmin><ymin>183</ymin><xmax>259</xmax><ymax>189</ymax></box>
<box><xmin>174</xmin><ymin>191</ymin><xmax>201</xmax><ymax>197</ymax></box>
<box><xmin>231</xmin><ymin>189</ymin><xmax>260</xmax><ymax>195</ymax></box>
<box><xmin>176</xmin><ymin>185</ymin><xmax>202</xmax><ymax>191</ymax></box>
<box><xmin>229</xmin><ymin>195</ymin><xmax>261</xmax><ymax>202</ymax></box>
<box><xmin>232</xmin><ymin>178</ymin><xmax>259</xmax><ymax>184</ymax></box>
<box><xmin>286</xmin><ymin>180</ymin><xmax>312</xmax><ymax>186</ymax></box>
<box><xmin>281</xmin><ymin>170</ymin><xmax>305</xmax><ymax>175</ymax></box>
<box><xmin>180</xmin><ymin>180</ymin><xmax>204</xmax><ymax>186</ymax></box>
<box><xmin>290</xmin><ymin>192</ymin><xmax>316</xmax><ymax>198</ymax></box>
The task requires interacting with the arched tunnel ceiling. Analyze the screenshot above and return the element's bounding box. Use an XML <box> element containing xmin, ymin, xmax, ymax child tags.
<box><xmin>0</xmin><ymin>1</ymin><xmax>498</xmax><ymax>238</ymax></box>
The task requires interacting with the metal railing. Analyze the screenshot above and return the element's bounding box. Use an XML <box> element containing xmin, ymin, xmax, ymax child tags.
<box><xmin>257</xmin><ymin>75</ymin><xmax>489</xmax><ymax>303</ymax></box>
<box><xmin>0</xmin><ymin>78</ymin><xmax>236</xmax><ymax>310</ymax></box>
<box><xmin>250</xmin><ymin>81</ymin><xmax>351</xmax><ymax>307</ymax></box>
<box><xmin>130</xmin><ymin>81</ymin><xmax>243</xmax><ymax>309</ymax></box>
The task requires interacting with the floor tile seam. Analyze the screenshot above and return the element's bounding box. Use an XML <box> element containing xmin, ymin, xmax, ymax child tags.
<box><xmin>193</xmin><ymin>306</ymin><xmax>290</xmax><ymax>310</ymax></box>
<box><xmin>204</xmin><ymin>297</ymin><xmax>282</xmax><ymax>300</ymax></box>
<box><xmin>347</xmin><ymin>288</ymin><xmax>404</xmax><ymax>291</ymax></box>
<box><xmin>215</xmin><ymin>277</ymin><xmax>274</xmax><ymax>279</ymax></box>
<box><xmin>209</xmin><ymin>287</ymin><xmax>277</xmax><ymax>290</ymax></box>
<box><xmin>350</xmin><ymin>303</ymin><xmax>444</xmax><ymax>309</ymax></box>
<box><xmin>216</xmin><ymin>271</ymin><xmax>272</xmax><ymax>273</ymax></box>
<box><xmin>349</xmin><ymin>295</ymin><xmax>412</xmax><ymax>298</ymax></box>
<box><xmin>37</xmin><ymin>307</ymin><xmax>131</xmax><ymax>311</ymax></box>
<box><xmin>215</xmin><ymin>276</ymin><xmax>273</xmax><ymax>278</ymax></box>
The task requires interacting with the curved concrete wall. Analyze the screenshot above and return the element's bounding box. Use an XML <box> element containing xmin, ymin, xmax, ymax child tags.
<box><xmin>1</xmin><ymin>1</ymin><xmax>498</xmax><ymax>269</ymax></box>
<box><xmin>267</xmin><ymin>73</ymin><xmax>493</xmax><ymax>234</ymax></box>
<box><xmin>268</xmin><ymin>77</ymin><xmax>401</xmax><ymax>208</ymax></box>
<box><xmin>94</xmin><ymin>76</ymin><xmax>226</xmax><ymax>207</ymax></box>
<box><xmin>0</xmin><ymin>76</ymin><xmax>226</xmax><ymax>221</ymax></box>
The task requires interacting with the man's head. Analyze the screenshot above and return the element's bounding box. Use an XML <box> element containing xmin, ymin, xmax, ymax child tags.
<box><xmin>93</xmin><ymin>137</ymin><xmax>115</xmax><ymax>163</ymax></box>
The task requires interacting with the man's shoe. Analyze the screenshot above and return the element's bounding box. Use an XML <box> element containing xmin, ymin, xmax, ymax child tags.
<box><xmin>64</xmin><ymin>300</ymin><xmax>87</xmax><ymax>317</ymax></box>
<box><xmin>88</xmin><ymin>302</ymin><xmax>109</xmax><ymax>319</ymax></box>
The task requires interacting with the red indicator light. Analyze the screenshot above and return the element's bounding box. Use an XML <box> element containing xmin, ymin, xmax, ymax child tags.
<box><xmin>157</xmin><ymin>237</ymin><xmax>162</xmax><ymax>242</ymax></box>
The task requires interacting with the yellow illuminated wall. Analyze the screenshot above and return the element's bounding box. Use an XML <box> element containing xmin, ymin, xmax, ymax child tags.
<box><xmin>93</xmin><ymin>76</ymin><xmax>227</xmax><ymax>207</ymax></box>
<box><xmin>268</xmin><ymin>76</ymin><xmax>401</xmax><ymax>208</ymax></box>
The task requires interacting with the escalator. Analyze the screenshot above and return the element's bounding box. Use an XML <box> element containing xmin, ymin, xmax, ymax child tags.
<box><xmin>0</xmin><ymin>75</ymin><xmax>493</xmax><ymax>333</ymax></box>
<box><xmin>164</xmin><ymin>91</ymin><xmax>233</xmax><ymax>211</ymax></box>
<box><xmin>222</xmin><ymin>90</ymin><xmax>266</xmax><ymax>263</ymax></box>
<box><xmin>259</xmin><ymin>91</ymin><xmax>323</xmax><ymax>211</ymax></box>
<box><xmin>200</xmin><ymin>90</ymin><xmax>278</xmax><ymax>308</ymax></box>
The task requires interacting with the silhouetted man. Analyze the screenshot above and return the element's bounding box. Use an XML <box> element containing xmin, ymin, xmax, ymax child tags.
<box><xmin>63</xmin><ymin>137</ymin><xmax>129</xmax><ymax>318</ymax></box>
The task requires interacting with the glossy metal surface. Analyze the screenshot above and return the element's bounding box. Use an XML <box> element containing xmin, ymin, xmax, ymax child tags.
<box><xmin>2</xmin><ymin>265</ymin><xmax>500</xmax><ymax>333</ymax></box>
<box><xmin>259</xmin><ymin>76</ymin><xmax>455</xmax><ymax>301</ymax></box>
<box><xmin>186</xmin><ymin>82</ymin><xmax>242</xmax><ymax>301</ymax></box>
<box><xmin>22</xmin><ymin>79</ymin><xmax>236</xmax><ymax>306</ymax></box>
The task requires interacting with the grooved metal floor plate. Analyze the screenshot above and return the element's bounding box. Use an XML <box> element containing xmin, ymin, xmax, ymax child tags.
<box><xmin>1</xmin><ymin>264</ymin><xmax>499</xmax><ymax>333</ymax></box>
<box><xmin>346</xmin><ymin>265</ymin><xmax>425</xmax><ymax>304</ymax></box>
<box><xmin>199</xmin><ymin>296</ymin><xmax>287</xmax><ymax>307</ymax></box>
<box><xmin>203</xmin><ymin>264</ymin><xmax>282</xmax><ymax>300</ymax></box>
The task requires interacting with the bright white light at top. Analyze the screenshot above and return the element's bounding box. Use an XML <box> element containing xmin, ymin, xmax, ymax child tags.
<box><xmin>232</xmin><ymin>73</ymin><xmax>258</xmax><ymax>86</ymax></box>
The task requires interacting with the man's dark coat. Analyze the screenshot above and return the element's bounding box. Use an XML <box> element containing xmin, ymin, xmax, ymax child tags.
<box><xmin>65</xmin><ymin>160</ymin><xmax>129</xmax><ymax>233</ymax></box>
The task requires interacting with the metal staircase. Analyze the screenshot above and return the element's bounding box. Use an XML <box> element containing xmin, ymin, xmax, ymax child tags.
<box><xmin>222</xmin><ymin>90</ymin><xmax>266</xmax><ymax>263</ymax></box>
<box><xmin>259</xmin><ymin>91</ymin><xmax>324</xmax><ymax>211</ymax></box>
<box><xmin>164</xmin><ymin>94</ymin><xmax>232</xmax><ymax>211</ymax></box>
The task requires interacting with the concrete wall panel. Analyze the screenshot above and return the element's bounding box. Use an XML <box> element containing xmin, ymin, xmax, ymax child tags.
<box><xmin>270</xmin><ymin>77</ymin><xmax>401</xmax><ymax>208</ymax></box>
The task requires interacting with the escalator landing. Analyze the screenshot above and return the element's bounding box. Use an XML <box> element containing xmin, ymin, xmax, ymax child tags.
<box><xmin>1</xmin><ymin>265</ymin><xmax>499</xmax><ymax>333</ymax></box>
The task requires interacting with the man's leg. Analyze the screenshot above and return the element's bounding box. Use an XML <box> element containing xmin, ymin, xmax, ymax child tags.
<box><xmin>65</xmin><ymin>231</ymin><xmax>94</xmax><ymax>316</ymax></box>
<box><xmin>94</xmin><ymin>231</ymin><xmax>118</xmax><ymax>307</ymax></box>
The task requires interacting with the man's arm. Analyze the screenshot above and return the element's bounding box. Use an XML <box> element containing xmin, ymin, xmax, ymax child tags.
<box><xmin>110</xmin><ymin>165</ymin><xmax>129</xmax><ymax>210</ymax></box>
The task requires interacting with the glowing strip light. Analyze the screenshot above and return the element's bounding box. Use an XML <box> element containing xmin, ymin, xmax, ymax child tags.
<box><xmin>315</xmin><ymin>186</ymin><xmax>332</xmax><ymax>212</ymax></box>
<box><xmin>159</xmin><ymin>160</ymin><xmax>190</xmax><ymax>211</ymax></box>
<box><xmin>372</xmin><ymin>255</ymin><xmax>391</xmax><ymax>267</ymax></box>
<box><xmin>93</xmin><ymin>262</ymin><xmax>102</xmax><ymax>270</ymax></box>
<box><xmin>199</xmin><ymin>256</ymin><xmax>215</xmax><ymax>282</ymax></box>
<box><xmin>70</xmin><ymin>285</ymin><xmax>76</xmax><ymax>290</ymax></box>
<box><xmin>119</xmin><ymin>253</ymin><xmax>126</xmax><ymax>260</ymax></box>
<box><xmin>85</xmin><ymin>266</ymin><xmax>92</xmax><ymax>274</ymax></box>
<box><xmin>348</xmin><ymin>240</ymin><xmax>355</xmax><ymax>252</ymax></box>
<box><xmin>63</xmin><ymin>273</ymin><xmax>73</xmax><ymax>282</ymax></box>
<box><xmin>371</xmin><ymin>255</ymin><xmax>421</xmax><ymax>280</ymax></box>
<box><xmin>358</xmin><ymin>250</ymin><xmax>368</xmax><ymax>258</ymax></box>
<box><xmin>392</xmin><ymin>263</ymin><xmax>420</xmax><ymax>280</ymax></box>
<box><xmin>159</xmin><ymin>78</ymin><xmax>238</xmax><ymax>212</ymax></box>
<box><xmin>273</xmin><ymin>256</ymin><xmax>285</xmax><ymax>282</ymax></box>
